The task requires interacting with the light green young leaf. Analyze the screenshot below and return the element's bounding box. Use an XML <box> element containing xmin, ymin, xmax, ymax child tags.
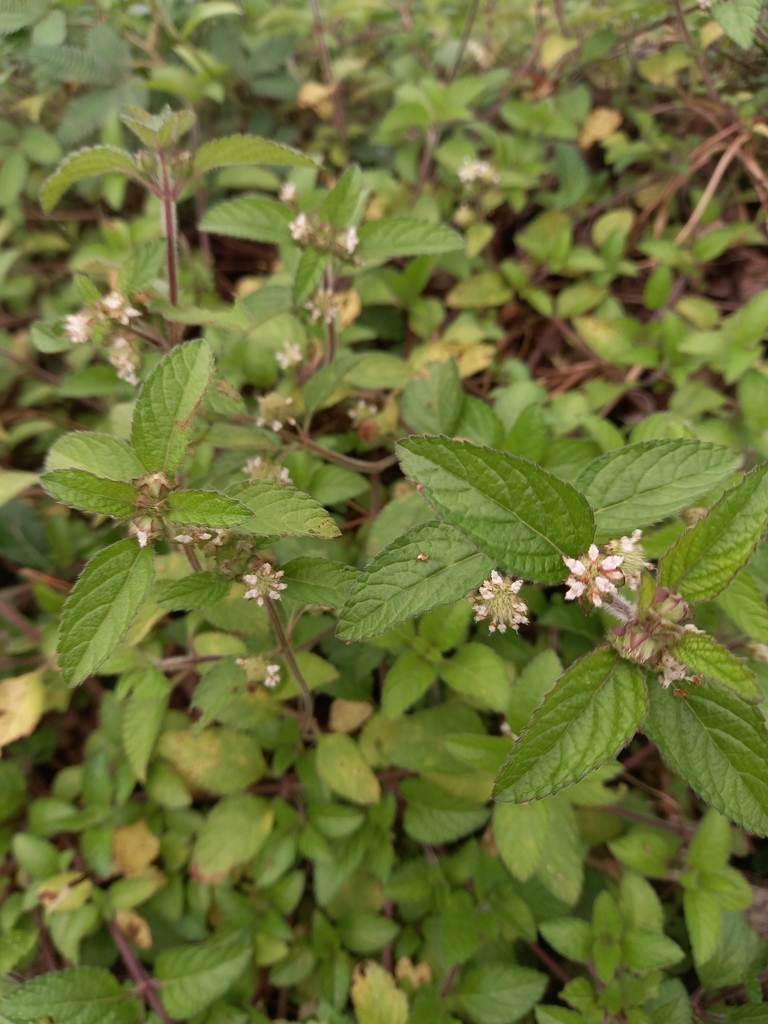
<box><xmin>356</xmin><ymin>219</ymin><xmax>463</xmax><ymax>261</ymax></box>
<box><xmin>190</xmin><ymin>656</ymin><xmax>247</xmax><ymax>731</ymax></box>
<box><xmin>0</xmin><ymin>929</ymin><xmax>36</xmax><ymax>976</ymax></box>
<box><xmin>671</xmin><ymin>633</ymin><xmax>761</xmax><ymax>701</ymax></box>
<box><xmin>226</xmin><ymin>480</ymin><xmax>340</xmax><ymax>538</ymax></box>
<box><xmin>712</xmin><ymin>0</ymin><xmax>760</xmax><ymax>48</ymax></box>
<box><xmin>494</xmin><ymin>800</ymin><xmax>550</xmax><ymax>882</ymax></box>
<box><xmin>455</xmin><ymin>964</ymin><xmax>548</xmax><ymax>1024</ymax></box>
<box><xmin>191</xmin><ymin>794</ymin><xmax>273</xmax><ymax>883</ymax></box>
<box><xmin>507</xmin><ymin>649</ymin><xmax>563</xmax><ymax>736</ymax></box>
<box><xmin>0</xmin><ymin>966</ymin><xmax>125</xmax><ymax>1024</ymax></box>
<box><xmin>317</xmin><ymin>733</ymin><xmax>381</xmax><ymax>806</ymax></box>
<box><xmin>45</xmin><ymin>431</ymin><xmax>146</xmax><ymax>483</ymax></box>
<box><xmin>320</xmin><ymin>164</ymin><xmax>363</xmax><ymax>228</ymax></box>
<box><xmin>397</xmin><ymin>437</ymin><xmax>595</xmax><ymax>583</ymax></box>
<box><xmin>574</xmin><ymin>440</ymin><xmax>742</xmax><ymax>537</ymax></box>
<box><xmin>337</xmin><ymin>520</ymin><xmax>492</xmax><ymax>641</ymax></box>
<box><xmin>716</xmin><ymin>568</ymin><xmax>768</xmax><ymax>643</ymax></box>
<box><xmin>157</xmin><ymin>302</ymin><xmax>252</xmax><ymax>333</ymax></box>
<box><xmin>279</xmin><ymin>557</ymin><xmax>356</xmax><ymax>608</ymax></box>
<box><xmin>400</xmin><ymin>359</ymin><xmax>464</xmax><ymax>436</ymax></box>
<box><xmin>156</xmin><ymin>929</ymin><xmax>253</xmax><ymax>1019</ymax></box>
<box><xmin>645</xmin><ymin>680</ymin><xmax>768</xmax><ymax>835</ymax></box>
<box><xmin>131</xmin><ymin>339</ymin><xmax>214</xmax><ymax>476</ymax></box>
<box><xmin>440</xmin><ymin>643</ymin><xmax>510</xmax><ymax>712</ymax></box>
<box><xmin>121</xmin><ymin>667</ymin><xmax>170</xmax><ymax>782</ymax></box>
<box><xmin>40</xmin><ymin>146</ymin><xmax>141</xmax><ymax>212</ymax></box>
<box><xmin>42</xmin><ymin>470</ymin><xmax>137</xmax><ymax>519</ymax></box>
<box><xmin>684</xmin><ymin>888</ymin><xmax>722</xmax><ymax>966</ymax></box>
<box><xmin>199</xmin><ymin>196</ymin><xmax>294</xmax><ymax>244</ymax></box>
<box><xmin>303</xmin><ymin>353</ymin><xmax>361</xmax><ymax>419</ymax></box>
<box><xmin>192</xmin><ymin>135</ymin><xmax>316</xmax><ymax>177</ymax></box>
<box><xmin>622</xmin><ymin>928</ymin><xmax>684</xmax><ymax>972</ymax></box>
<box><xmin>400</xmin><ymin>777</ymin><xmax>490</xmax><ymax>844</ymax></box>
<box><xmin>0</xmin><ymin>470</ymin><xmax>39</xmax><ymax>507</ymax></box>
<box><xmin>493</xmin><ymin>649</ymin><xmax>647</xmax><ymax>802</ymax></box>
<box><xmin>538</xmin><ymin>917</ymin><xmax>592</xmax><ymax>962</ymax></box>
<box><xmin>294</xmin><ymin>247</ymin><xmax>330</xmax><ymax>306</ymax></box>
<box><xmin>382</xmin><ymin>651</ymin><xmax>436</xmax><ymax>718</ymax></box>
<box><xmin>659</xmin><ymin>464</ymin><xmax>768</xmax><ymax>602</ymax></box>
<box><xmin>116</xmin><ymin>239</ymin><xmax>167</xmax><ymax>298</ymax></box>
<box><xmin>156</xmin><ymin>571</ymin><xmax>232</xmax><ymax>610</ymax></box>
<box><xmin>58</xmin><ymin>539</ymin><xmax>155</xmax><ymax>687</ymax></box>
<box><xmin>163</xmin><ymin>490</ymin><xmax>252</xmax><ymax>529</ymax></box>
<box><xmin>182</xmin><ymin>0</ymin><xmax>242</xmax><ymax>36</ymax></box>
<box><xmin>689</xmin><ymin>808</ymin><xmax>731</xmax><ymax>872</ymax></box>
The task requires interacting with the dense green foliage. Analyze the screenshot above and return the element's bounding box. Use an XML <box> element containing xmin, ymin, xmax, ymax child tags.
<box><xmin>4</xmin><ymin>1</ymin><xmax>768</xmax><ymax>1022</ymax></box>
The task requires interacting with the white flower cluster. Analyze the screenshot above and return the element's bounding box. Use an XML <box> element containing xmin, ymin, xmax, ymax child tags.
<box><xmin>458</xmin><ymin>158</ymin><xmax>500</xmax><ymax>186</ymax></box>
<box><xmin>174</xmin><ymin>528</ymin><xmax>228</xmax><ymax>547</ymax></box>
<box><xmin>289</xmin><ymin>212</ymin><xmax>312</xmax><ymax>244</ymax></box>
<box><xmin>304</xmin><ymin>287</ymin><xmax>340</xmax><ymax>325</ymax></box>
<box><xmin>348</xmin><ymin>399</ymin><xmax>378</xmax><ymax>425</ymax></box>
<box><xmin>256</xmin><ymin>392</ymin><xmax>295</xmax><ymax>432</ymax></box>
<box><xmin>472</xmin><ymin>571</ymin><xmax>529</xmax><ymax>633</ymax></box>
<box><xmin>109</xmin><ymin>335</ymin><xmax>141</xmax><ymax>386</ymax></box>
<box><xmin>243</xmin><ymin>563</ymin><xmax>287</xmax><ymax>606</ymax></box>
<box><xmin>243</xmin><ymin>456</ymin><xmax>291</xmax><ymax>484</ymax></box>
<box><xmin>64</xmin><ymin>311</ymin><xmax>92</xmax><ymax>344</ymax></box>
<box><xmin>603</xmin><ymin>529</ymin><xmax>646</xmax><ymax>589</ymax></box>
<box><xmin>64</xmin><ymin>290</ymin><xmax>140</xmax><ymax>346</ymax></box>
<box><xmin>563</xmin><ymin>545</ymin><xmax>624</xmax><ymax>608</ymax></box>
<box><xmin>275</xmin><ymin>341</ymin><xmax>302</xmax><ymax>370</ymax></box>
<box><xmin>466</xmin><ymin>40</ymin><xmax>491</xmax><ymax>68</ymax></box>
<box><xmin>657</xmin><ymin>650</ymin><xmax>698</xmax><ymax>690</ymax></box>
<box><xmin>337</xmin><ymin>226</ymin><xmax>358</xmax><ymax>255</ymax></box>
<box><xmin>287</xmin><ymin>214</ymin><xmax>359</xmax><ymax>257</ymax></box>
<box><xmin>279</xmin><ymin>182</ymin><xmax>297</xmax><ymax>203</ymax></box>
<box><xmin>236</xmin><ymin>655</ymin><xmax>281</xmax><ymax>690</ymax></box>
<box><xmin>263</xmin><ymin>663</ymin><xmax>281</xmax><ymax>689</ymax></box>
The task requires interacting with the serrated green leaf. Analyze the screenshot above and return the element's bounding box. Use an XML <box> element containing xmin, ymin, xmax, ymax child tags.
<box><xmin>116</xmin><ymin>238</ymin><xmax>167</xmax><ymax>298</ymax></box>
<box><xmin>192</xmin><ymin>135</ymin><xmax>316</xmax><ymax>177</ymax></box>
<box><xmin>316</xmin><ymin>733</ymin><xmax>381</xmax><ymax>806</ymax></box>
<box><xmin>382</xmin><ymin>651</ymin><xmax>436</xmax><ymax>718</ymax></box>
<box><xmin>716</xmin><ymin>568</ymin><xmax>768</xmax><ymax>643</ymax></box>
<box><xmin>241</xmin><ymin>285</ymin><xmax>293</xmax><ymax>328</ymax></box>
<box><xmin>156</xmin><ymin>571</ymin><xmax>232</xmax><ymax>610</ymax></box>
<box><xmin>397</xmin><ymin>437</ymin><xmax>595</xmax><ymax>583</ymax></box>
<box><xmin>400</xmin><ymin>776</ymin><xmax>490</xmax><ymax>843</ymax></box>
<box><xmin>163</xmin><ymin>489</ymin><xmax>252</xmax><ymax>528</ymax></box>
<box><xmin>156</xmin><ymin>929</ymin><xmax>253</xmax><ymax>1019</ymax></box>
<box><xmin>40</xmin><ymin>146</ymin><xmax>141</xmax><ymax>212</ymax></box>
<box><xmin>712</xmin><ymin>0</ymin><xmax>760</xmax><ymax>48</ymax></box>
<box><xmin>622</xmin><ymin>927</ymin><xmax>684</xmax><ymax>972</ymax></box>
<box><xmin>320</xmin><ymin>164</ymin><xmax>363</xmax><ymax>228</ymax></box>
<box><xmin>226</xmin><ymin>480</ymin><xmax>340</xmax><ymax>538</ymax></box>
<box><xmin>337</xmin><ymin>520</ymin><xmax>492</xmax><ymax>641</ymax></box>
<box><xmin>0</xmin><ymin>966</ymin><xmax>124</xmax><ymax>1024</ymax></box>
<box><xmin>671</xmin><ymin>633</ymin><xmax>761</xmax><ymax>701</ymax></box>
<box><xmin>191</xmin><ymin>794</ymin><xmax>273</xmax><ymax>883</ymax></box>
<box><xmin>440</xmin><ymin>643</ymin><xmax>510</xmax><ymax>712</ymax></box>
<box><xmin>279</xmin><ymin>557</ymin><xmax>356</xmax><ymax>608</ymax></box>
<box><xmin>58</xmin><ymin>539</ymin><xmax>155</xmax><ymax>687</ymax></box>
<box><xmin>575</xmin><ymin>440</ymin><xmax>742</xmax><ymax>538</ymax></box>
<box><xmin>200</xmin><ymin>196</ymin><xmax>294</xmax><ymax>244</ymax></box>
<box><xmin>356</xmin><ymin>218</ymin><xmax>463</xmax><ymax>261</ymax></box>
<box><xmin>131</xmin><ymin>339</ymin><xmax>214</xmax><ymax>476</ymax></box>
<box><xmin>684</xmin><ymin>887</ymin><xmax>721</xmax><ymax>966</ymax></box>
<box><xmin>45</xmin><ymin>431</ymin><xmax>146</xmax><ymax>483</ymax></box>
<box><xmin>42</xmin><ymin>469</ymin><xmax>137</xmax><ymax>519</ymax></box>
<box><xmin>659</xmin><ymin>464</ymin><xmax>768</xmax><ymax>602</ymax></box>
<box><xmin>121</xmin><ymin>667</ymin><xmax>170</xmax><ymax>782</ymax></box>
<box><xmin>0</xmin><ymin>0</ymin><xmax>52</xmax><ymax>36</ymax></box>
<box><xmin>645</xmin><ymin>680</ymin><xmax>768</xmax><ymax>835</ymax></box>
<box><xmin>493</xmin><ymin>649</ymin><xmax>647</xmax><ymax>802</ymax></box>
<box><xmin>494</xmin><ymin>800</ymin><xmax>550</xmax><ymax>881</ymax></box>
<box><xmin>455</xmin><ymin>964</ymin><xmax>548</xmax><ymax>1024</ymax></box>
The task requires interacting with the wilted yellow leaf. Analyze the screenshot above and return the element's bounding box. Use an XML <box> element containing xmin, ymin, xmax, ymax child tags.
<box><xmin>540</xmin><ymin>35</ymin><xmax>578</xmax><ymax>71</ymax></box>
<box><xmin>351</xmin><ymin>961</ymin><xmax>409</xmax><ymax>1024</ymax></box>
<box><xmin>0</xmin><ymin>671</ymin><xmax>44</xmax><ymax>750</ymax></box>
<box><xmin>115</xmin><ymin>909</ymin><xmax>153</xmax><ymax>950</ymax></box>
<box><xmin>395</xmin><ymin>956</ymin><xmax>432</xmax><ymax>990</ymax></box>
<box><xmin>38</xmin><ymin>872</ymin><xmax>92</xmax><ymax>913</ymax></box>
<box><xmin>113</xmin><ymin>819</ymin><xmax>160</xmax><ymax>877</ymax></box>
<box><xmin>329</xmin><ymin>699</ymin><xmax>374</xmax><ymax>734</ymax></box>
<box><xmin>298</xmin><ymin>81</ymin><xmax>336</xmax><ymax>120</ymax></box>
<box><xmin>579</xmin><ymin>108</ymin><xmax>623</xmax><ymax>150</ymax></box>
<box><xmin>700</xmin><ymin>21</ymin><xmax>725</xmax><ymax>48</ymax></box>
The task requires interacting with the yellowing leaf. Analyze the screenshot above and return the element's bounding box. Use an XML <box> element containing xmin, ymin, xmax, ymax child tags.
<box><xmin>316</xmin><ymin>733</ymin><xmax>381</xmax><ymax>805</ymax></box>
<box><xmin>329</xmin><ymin>699</ymin><xmax>375</xmax><ymax>733</ymax></box>
<box><xmin>298</xmin><ymin>81</ymin><xmax>336</xmax><ymax>120</ymax></box>
<box><xmin>115</xmin><ymin>909</ymin><xmax>152</xmax><ymax>950</ymax></box>
<box><xmin>37</xmin><ymin>872</ymin><xmax>92</xmax><ymax>913</ymax></box>
<box><xmin>701</xmin><ymin>21</ymin><xmax>725</xmax><ymax>47</ymax></box>
<box><xmin>540</xmin><ymin>35</ymin><xmax>578</xmax><ymax>71</ymax></box>
<box><xmin>351</xmin><ymin>961</ymin><xmax>409</xmax><ymax>1024</ymax></box>
<box><xmin>0</xmin><ymin>671</ymin><xmax>44</xmax><ymax>750</ymax></box>
<box><xmin>112</xmin><ymin>820</ymin><xmax>160</xmax><ymax>877</ymax></box>
<box><xmin>395</xmin><ymin>956</ymin><xmax>432</xmax><ymax>990</ymax></box>
<box><xmin>638</xmin><ymin>51</ymin><xmax>692</xmax><ymax>87</ymax></box>
<box><xmin>579</xmin><ymin>108</ymin><xmax>623</xmax><ymax>149</ymax></box>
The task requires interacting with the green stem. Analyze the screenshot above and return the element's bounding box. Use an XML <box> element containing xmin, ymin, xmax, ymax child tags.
<box><xmin>447</xmin><ymin>0</ymin><xmax>481</xmax><ymax>83</ymax></box>
<box><xmin>265</xmin><ymin>597</ymin><xmax>315</xmax><ymax>728</ymax></box>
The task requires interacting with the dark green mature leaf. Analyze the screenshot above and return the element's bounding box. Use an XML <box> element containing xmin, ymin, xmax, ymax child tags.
<box><xmin>122</xmin><ymin>667</ymin><xmax>170</xmax><ymax>782</ymax></box>
<box><xmin>337</xmin><ymin>520</ymin><xmax>492</xmax><ymax>641</ymax></box>
<box><xmin>42</xmin><ymin>470</ymin><xmax>137</xmax><ymax>518</ymax></box>
<box><xmin>156</xmin><ymin>571</ymin><xmax>232</xmax><ymax>610</ymax></box>
<box><xmin>320</xmin><ymin>164</ymin><xmax>363</xmax><ymax>228</ymax></box>
<box><xmin>40</xmin><ymin>146</ymin><xmax>141</xmax><ymax>212</ymax></box>
<box><xmin>226</xmin><ymin>480</ymin><xmax>340</xmax><ymax>538</ymax></box>
<box><xmin>671</xmin><ymin>633</ymin><xmax>761</xmax><ymax>701</ymax></box>
<box><xmin>131</xmin><ymin>339</ymin><xmax>214</xmax><ymax>476</ymax></box>
<box><xmin>397</xmin><ymin>437</ymin><xmax>595</xmax><ymax>583</ymax></box>
<box><xmin>382</xmin><ymin>651</ymin><xmax>437</xmax><ymax>718</ymax></box>
<box><xmin>455</xmin><ymin>964</ymin><xmax>548</xmax><ymax>1024</ymax></box>
<box><xmin>163</xmin><ymin>490</ymin><xmax>252</xmax><ymax>528</ymax></box>
<box><xmin>645</xmin><ymin>680</ymin><xmax>768</xmax><ymax>835</ymax></box>
<box><xmin>279</xmin><ymin>557</ymin><xmax>356</xmax><ymax>608</ymax></box>
<box><xmin>575</xmin><ymin>440</ymin><xmax>742</xmax><ymax>537</ymax></box>
<box><xmin>192</xmin><ymin>135</ymin><xmax>316</xmax><ymax>177</ymax></box>
<box><xmin>356</xmin><ymin>219</ymin><xmax>463</xmax><ymax>261</ymax></box>
<box><xmin>200</xmin><ymin>196</ymin><xmax>294</xmax><ymax>244</ymax></box>
<box><xmin>0</xmin><ymin>966</ymin><xmax>125</xmax><ymax>1024</ymax></box>
<box><xmin>156</xmin><ymin>929</ymin><xmax>253</xmax><ymax>1019</ymax></box>
<box><xmin>659</xmin><ymin>464</ymin><xmax>768</xmax><ymax>602</ymax></box>
<box><xmin>45</xmin><ymin>431</ymin><xmax>146</xmax><ymax>483</ymax></box>
<box><xmin>494</xmin><ymin>649</ymin><xmax>647</xmax><ymax>802</ymax></box>
<box><xmin>401</xmin><ymin>777</ymin><xmax>490</xmax><ymax>843</ymax></box>
<box><xmin>58</xmin><ymin>539</ymin><xmax>154</xmax><ymax>687</ymax></box>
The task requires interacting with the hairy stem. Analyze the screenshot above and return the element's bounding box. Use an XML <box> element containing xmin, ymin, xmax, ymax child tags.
<box><xmin>265</xmin><ymin>598</ymin><xmax>315</xmax><ymax>729</ymax></box>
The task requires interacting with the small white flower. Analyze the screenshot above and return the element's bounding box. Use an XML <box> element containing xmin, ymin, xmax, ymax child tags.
<box><xmin>657</xmin><ymin>651</ymin><xmax>692</xmax><ymax>689</ymax></box>
<box><xmin>472</xmin><ymin>572</ymin><xmax>528</xmax><ymax>633</ymax></box>
<box><xmin>458</xmin><ymin>158</ymin><xmax>500</xmax><ymax>185</ymax></box>
<box><xmin>174</xmin><ymin>534</ymin><xmax>193</xmax><ymax>544</ymax></box>
<box><xmin>275</xmin><ymin>341</ymin><xmax>302</xmax><ymax>370</ymax></box>
<box><xmin>336</xmin><ymin>226</ymin><xmax>358</xmax><ymax>255</ymax></box>
<box><xmin>101</xmin><ymin>291</ymin><xmax>140</xmax><ymax>325</ymax></box>
<box><xmin>563</xmin><ymin>544</ymin><xmax>624</xmax><ymax>608</ymax></box>
<box><xmin>243</xmin><ymin>563</ymin><xmax>287</xmax><ymax>606</ymax></box>
<box><xmin>264</xmin><ymin>664</ymin><xmax>281</xmax><ymax>689</ymax></box>
<box><xmin>279</xmin><ymin>182</ymin><xmax>297</xmax><ymax>203</ymax></box>
<box><xmin>256</xmin><ymin>392</ymin><xmax>295</xmax><ymax>432</ymax></box>
<box><xmin>109</xmin><ymin>335</ymin><xmax>140</xmax><ymax>386</ymax></box>
<box><xmin>347</xmin><ymin>399</ymin><xmax>378</xmax><ymax>425</ymax></box>
<box><xmin>304</xmin><ymin>286</ymin><xmax>340</xmax><ymax>325</ymax></box>
<box><xmin>604</xmin><ymin>529</ymin><xmax>647</xmax><ymax>590</ymax></box>
<box><xmin>289</xmin><ymin>212</ymin><xmax>312</xmax><ymax>244</ymax></box>
<box><xmin>136</xmin><ymin>530</ymin><xmax>148</xmax><ymax>548</ymax></box>
<box><xmin>64</xmin><ymin>311</ymin><xmax>93</xmax><ymax>344</ymax></box>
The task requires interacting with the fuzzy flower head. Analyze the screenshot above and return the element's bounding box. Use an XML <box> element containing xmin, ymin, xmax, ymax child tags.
<box><xmin>279</xmin><ymin>182</ymin><xmax>297</xmax><ymax>204</ymax></box>
<box><xmin>275</xmin><ymin>341</ymin><xmax>302</xmax><ymax>370</ymax></box>
<box><xmin>109</xmin><ymin>335</ymin><xmax>140</xmax><ymax>386</ymax></box>
<box><xmin>243</xmin><ymin>456</ymin><xmax>291</xmax><ymax>485</ymax></box>
<box><xmin>256</xmin><ymin>392</ymin><xmax>294</xmax><ymax>432</ymax></box>
<box><xmin>304</xmin><ymin>286</ymin><xmax>340</xmax><ymax>325</ymax></box>
<box><xmin>264</xmin><ymin>663</ymin><xmax>281</xmax><ymax>689</ymax></box>
<box><xmin>348</xmin><ymin>399</ymin><xmax>378</xmax><ymax>426</ymax></box>
<box><xmin>472</xmin><ymin>570</ymin><xmax>529</xmax><ymax>633</ymax></box>
<box><xmin>657</xmin><ymin>651</ymin><xmax>700</xmax><ymax>690</ymax></box>
<box><xmin>563</xmin><ymin>544</ymin><xmax>624</xmax><ymax>608</ymax></box>
<box><xmin>336</xmin><ymin>226</ymin><xmax>358</xmax><ymax>256</ymax></box>
<box><xmin>64</xmin><ymin>311</ymin><xmax>93</xmax><ymax>344</ymax></box>
<box><xmin>604</xmin><ymin>529</ymin><xmax>647</xmax><ymax>590</ymax></box>
<box><xmin>458</xmin><ymin>158</ymin><xmax>500</xmax><ymax>186</ymax></box>
<box><xmin>100</xmin><ymin>290</ymin><xmax>140</xmax><ymax>326</ymax></box>
<box><xmin>236</xmin><ymin>655</ymin><xmax>282</xmax><ymax>690</ymax></box>
<box><xmin>289</xmin><ymin>212</ymin><xmax>312</xmax><ymax>244</ymax></box>
<box><xmin>243</xmin><ymin>563</ymin><xmax>287</xmax><ymax>606</ymax></box>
